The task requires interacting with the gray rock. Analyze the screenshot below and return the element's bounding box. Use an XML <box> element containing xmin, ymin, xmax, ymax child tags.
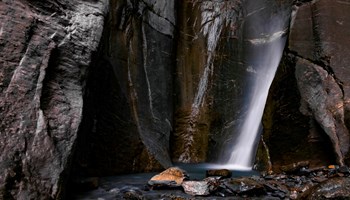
<box><xmin>301</xmin><ymin>177</ymin><xmax>350</xmax><ymax>200</ymax></box>
<box><xmin>0</xmin><ymin>0</ymin><xmax>108</xmax><ymax>199</ymax></box>
<box><xmin>182</xmin><ymin>180</ymin><xmax>211</xmax><ymax>196</ymax></box>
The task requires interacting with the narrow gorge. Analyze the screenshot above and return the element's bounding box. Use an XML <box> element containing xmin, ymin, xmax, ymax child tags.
<box><xmin>1</xmin><ymin>0</ymin><xmax>350</xmax><ymax>199</ymax></box>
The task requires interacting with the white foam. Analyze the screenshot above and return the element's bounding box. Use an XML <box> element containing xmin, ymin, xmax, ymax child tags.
<box><xmin>225</xmin><ymin>2</ymin><xmax>289</xmax><ymax>169</ymax></box>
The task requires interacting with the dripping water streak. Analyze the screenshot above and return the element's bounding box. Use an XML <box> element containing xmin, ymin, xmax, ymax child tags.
<box><xmin>141</xmin><ymin>24</ymin><xmax>155</xmax><ymax>119</ymax></box>
<box><xmin>191</xmin><ymin>3</ymin><xmax>222</xmax><ymax>115</ymax></box>
<box><xmin>127</xmin><ymin>44</ymin><xmax>142</xmax><ymax>172</ymax></box>
<box><xmin>0</xmin><ymin>26</ymin><xmax>3</xmax><ymax>39</ymax></box>
<box><xmin>178</xmin><ymin>2</ymin><xmax>223</xmax><ymax>162</ymax></box>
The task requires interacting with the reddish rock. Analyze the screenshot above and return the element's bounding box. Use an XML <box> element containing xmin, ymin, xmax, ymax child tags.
<box><xmin>149</xmin><ymin>167</ymin><xmax>189</xmax><ymax>187</ymax></box>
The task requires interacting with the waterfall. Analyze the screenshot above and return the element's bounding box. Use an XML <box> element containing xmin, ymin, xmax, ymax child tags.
<box><xmin>223</xmin><ymin>1</ymin><xmax>290</xmax><ymax>170</ymax></box>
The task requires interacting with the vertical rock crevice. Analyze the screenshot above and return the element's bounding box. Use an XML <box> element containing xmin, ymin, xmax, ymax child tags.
<box><xmin>73</xmin><ymin>0</ymin><xmax>176</xmax><ymax>176</ymax></box>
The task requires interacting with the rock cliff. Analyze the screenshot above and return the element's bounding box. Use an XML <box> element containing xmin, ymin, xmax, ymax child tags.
<box><xmin>0</xmin><ymin>0</ymin><xmax>108</xmax><ymax>199</ymax></box>
<box><xmin>261</xmin><ymin>0</ymin><xmax>350</xmax><ymax>172</ymax></box>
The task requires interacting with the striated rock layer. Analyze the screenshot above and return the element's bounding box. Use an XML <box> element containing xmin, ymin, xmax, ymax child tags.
<box><xmin>0</xmin><ymin>0</ymin><xmax>108</xmax><ymax>199</ymax></box>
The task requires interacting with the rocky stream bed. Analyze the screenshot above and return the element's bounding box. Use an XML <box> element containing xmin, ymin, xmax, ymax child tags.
<box><xmin>69</xmin><ymin>162</ymin><xmax>350</xmax><ymax>200</ymax></box>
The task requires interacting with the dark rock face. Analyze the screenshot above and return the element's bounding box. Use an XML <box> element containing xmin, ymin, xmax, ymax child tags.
<box><xmin>74</xmin><ymin>0</ymin><xmax>175</xmax><ymax>175</ymax></box>
<box><xmin>296</xmin><ymin>58</ymin><xmax>349</xmax><ymax>165</ymax></box>
<box><xmin>291</xmin><ymin>0</ymin><xmax>350</xmax><ymax>166</ymax></box>
<box><xmin>0</xmin><ymin>0</ymin><xmax>108</xmax><ymax>199</ymax></box>
<box><xmin>173</xmin><ymin>0</ymin><xmax>243</xmax><ymax>163</ymax></box>
<box><xmin>260</xmin><ymin>0</ymin><xmax>350</xmax><ymax>171</ymax></box>
<box><xmin>301</xmin><ymin>177</ymin><xmax>350</xmax><ymax>200</ymax></box>
<box><xmin>260</xmin><ymin>53</ymin><xmax>336</xmax><ymax>172</ymax></box>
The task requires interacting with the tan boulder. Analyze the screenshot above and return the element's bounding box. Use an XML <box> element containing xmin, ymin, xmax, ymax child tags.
<box><xmin>148</xmin><ymin>167</ymin><xmax>189</xmax><ymax>187</ymax></box>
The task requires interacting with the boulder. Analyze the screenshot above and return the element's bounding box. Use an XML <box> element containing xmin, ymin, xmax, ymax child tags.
<box><xmin>301</xmin><ymin>177</ymin><xmax>350</xmax><ymax>200</ymax></box>
<box><xmin>206</xmin><ymin>169</ymin><xmax>232</xmax><ymax>178</ymax></box>
<box><xmin>226</xmin><ymin>177</ymin><xmax>266</xmax><ymax>196</ymax></box>
<box><xmin>182</xmin><ymin>177</ymin><xmax>220</xmax><ymax>196</ymax></box>
<box><xmin>182</xmin><ymin>181</ymin><xmax>211</xmax><ymax>196</ymax></box>
<box><xmin>148</xmin><ymin>167</ymin><xmax>188</xmax><ymax>187</ymax></box>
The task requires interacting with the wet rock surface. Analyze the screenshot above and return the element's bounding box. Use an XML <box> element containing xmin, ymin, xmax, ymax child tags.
<box><xmin>70</xmin><ymin>165</ymin><xmax>350</xmax><ymax>199</ymax></box>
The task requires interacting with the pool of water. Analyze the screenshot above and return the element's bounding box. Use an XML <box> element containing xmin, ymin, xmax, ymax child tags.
<box><xmin>175</xmin><ymin>163</ymin><xmax>259</xmax><ymax>180</ymax></box>
<box><xmin>69</xmin><ymin>163</ymin><xmax>259</xmax><ymax>199</ymax></box>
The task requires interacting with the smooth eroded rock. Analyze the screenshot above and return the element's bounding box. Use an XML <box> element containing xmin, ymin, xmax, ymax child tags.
<box><xmin>148</xmin><ymin>167</ymin><xmax>188</xmax><ymax>187</ymax></box>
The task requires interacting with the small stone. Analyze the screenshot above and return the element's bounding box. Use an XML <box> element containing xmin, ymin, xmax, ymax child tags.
<box><xmin>121</xmin><ymin>186</ymin><xmax>143</xmax><ymax>200</ymax></box>
<box><xmin>182</xmin><ymin>180</ymin><xmax>211</xmax><ymax>196</ymax></box>
<box><xmin>301</xmin><ymin>185</ymin><xmax>310</xmax><ymax>193</ymax></box>
<box><xmin>312</xmin><ymin>176</ymin><xmax>327</xmax><ymax>183</ymax></box>
<box><xmin>338</xmin><ymin>166</ymin><xmax>350</xmax><ymax>174</ymax></box>
<box><xmin>206</xmin><ymin>169</ymin><xmax>232</xmax><ymax>178</ymax></box>
<box><xmin>338</xmin><ymin>173</ymin><xmax>345</xmax><ymax>177</ymax></box>
<box><xmin>290</xmin><ymin>190</ymin><xmax>298</xmax><ymax>200</ymax></box>
<box><xmin>316</xmin><ymin>171</ymin><xmax>324</xmax><ymax>176</ymax></box>
<box><xmin>328</xmin><ymin>165</ymin><xmax>338</xmax><ymax>169</ymax></box>
<box><xmin>280</xmin><ymin>161</ymin><xmax>309</xmax><ymax>174</ymax></box>
<box><xmin>228</xmin><ymin>177</ymin><xmax>266</xmax><ymax>196</ymax></box>
<box><xmin>301</xmin><ymin>177</ymin><xmax>350</xmax><ymax>199</ymax></box>
<box><xmin>272</xmin><ymin>191</ymin><xmax>285</xmax><ymax>198</ymax></box>
<box><xmin>264</xmin><ymin>175</ymin><xmax>275</xmax><ymax>180</ymax></box>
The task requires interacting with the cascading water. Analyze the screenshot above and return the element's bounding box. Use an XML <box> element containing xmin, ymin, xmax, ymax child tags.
<box><xmin>222</xmin><ymin>0</ymin><xmax>291</xmax><ymax>170</ymax></box>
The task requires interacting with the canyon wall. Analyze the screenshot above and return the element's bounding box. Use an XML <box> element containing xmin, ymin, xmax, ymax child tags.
<box><xmin>260</xmin><ymin>0</ymin><xmax>350</xmax><ymax>172</ymax></box>
<box><xmin>0</xmin><ymin>0</ymin><xmax>108</xmax><ymax>199</ymax></box>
